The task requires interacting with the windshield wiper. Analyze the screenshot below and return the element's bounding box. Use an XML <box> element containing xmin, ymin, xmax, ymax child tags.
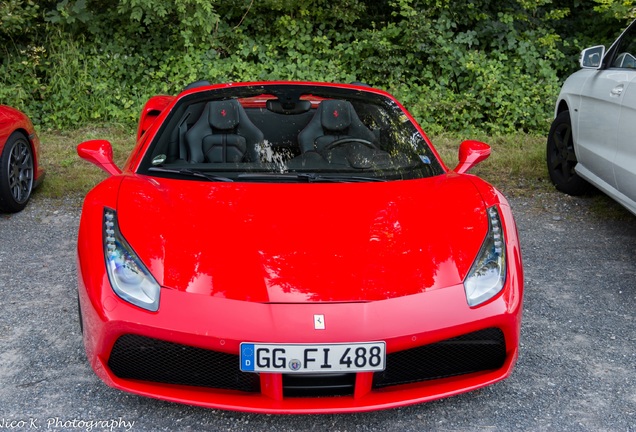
<box><xmin>148</xmin><ymin>167</ymin><xmax>234</xmax><ymax>182</ymax></box>
<box><xmin>298</xmin><ymin>173</ymin><xmax>387</xmax><ymax>182</ymax></box>
<box><xmin>237</xmin><ymin>173</ymin><xmax>387</xmax><ymax>183</ymax></box>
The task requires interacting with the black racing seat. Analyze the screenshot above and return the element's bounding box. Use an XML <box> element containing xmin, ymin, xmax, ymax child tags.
<box><xmin>185</xmin><ymin>99</ymin><xmax>264</xmax><ymax>163</ymax></box>
<box><xmin>297</xmin><ymin>99</ymin><xmax>377</xmax><ymax>154</ymax></box>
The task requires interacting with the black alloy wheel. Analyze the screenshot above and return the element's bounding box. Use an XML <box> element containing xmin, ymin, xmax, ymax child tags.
<box><xmin>546</xmin><ymin>110</ymin><xmax>589</xmax><ymax>195</ymax></box>
<box><xmin>0</xmin><ymin>132</ymin><xmax>34</xmax><ymax>213</ymax></box>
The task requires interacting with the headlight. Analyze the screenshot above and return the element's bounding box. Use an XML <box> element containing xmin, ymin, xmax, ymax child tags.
<box><xmin>464</xmin><ymin>206</ymin><xmax>506</xmax><ymax>307</ymax></box>
<box><xmin>103</xmin><ymin>208</ymin><xmax>160</xmax><ymax>311</ymax></box>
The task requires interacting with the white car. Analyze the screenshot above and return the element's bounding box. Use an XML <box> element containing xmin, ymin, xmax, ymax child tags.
<box><xmin>547</xmin><ymin>20</ymin><xmax>636</xmax><ymax>216</ymax></box>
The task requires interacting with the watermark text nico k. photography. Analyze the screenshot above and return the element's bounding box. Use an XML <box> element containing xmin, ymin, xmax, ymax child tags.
<box><xmin>0</xmin><ymin>417</ymin><xmax>135</xmax><ymax>431</ymax></box>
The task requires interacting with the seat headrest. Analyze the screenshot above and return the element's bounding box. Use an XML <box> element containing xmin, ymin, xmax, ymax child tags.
<box><xmin>321</xmin><ymin>100</ymin><xmax>351</xmax><ymax>132</ymax></box>
<box><xmin>208</xmin><ymin>100</ymin><xmax>239</xmax><ymax>130</ymax></box>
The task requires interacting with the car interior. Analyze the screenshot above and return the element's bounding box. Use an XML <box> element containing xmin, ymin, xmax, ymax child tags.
<box><xmin>141</xmin><ymin>86</ymin><xmax>442</xmax><ymax>180</ymax></box>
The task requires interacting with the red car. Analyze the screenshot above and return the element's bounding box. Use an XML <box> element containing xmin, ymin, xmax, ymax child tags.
<box><xmin>76</xmin><ymin>82</ymin><xmax>523</xmax><ymax>413</ymax></box>
<box><xmin>0</xmin><ymin>105</ymin><xmax>45</xmax><ymax>212</ymax></box>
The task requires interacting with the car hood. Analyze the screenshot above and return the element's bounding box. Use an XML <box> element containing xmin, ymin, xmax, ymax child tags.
<box><xmin>116</xmin><ymin>174</ymin><xmax>489</xmax><ymax>303</ymax></box>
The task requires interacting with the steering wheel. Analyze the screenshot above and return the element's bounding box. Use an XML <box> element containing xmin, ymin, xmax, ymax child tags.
<box><xmin>323</xmin><ymin>137</ymin><xmax>379</xmax><ymax>152</ymax></box>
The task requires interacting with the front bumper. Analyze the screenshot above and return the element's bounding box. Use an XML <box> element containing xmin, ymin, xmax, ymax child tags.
<box><xmin>78</xmin><ymin>266</ymin><xmax>522</xmax><ymax>414</ymax></box>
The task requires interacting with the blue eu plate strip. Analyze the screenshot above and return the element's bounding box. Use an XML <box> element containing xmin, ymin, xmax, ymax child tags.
<box><xmin>241</xmin><ymin>343</ymin><xmax>255</xmax><ymax>371</ymax></box>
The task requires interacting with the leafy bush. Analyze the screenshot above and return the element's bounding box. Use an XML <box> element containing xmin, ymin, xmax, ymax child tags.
<box><xmin>0</xmin><ymin>0</ymin><xmax>633</xmax><ymax>134</ymax></box>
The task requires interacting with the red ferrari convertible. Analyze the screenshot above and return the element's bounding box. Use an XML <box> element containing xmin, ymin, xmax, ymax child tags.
<box><xmin>76</xmin><ymin>81</ymin><xmax>523</xmax><ymax>413</ymax></box>
<box><xmin>0</xmin><ymin>105</ymin><xmax>44</xmax><ymax>212</ymax></box>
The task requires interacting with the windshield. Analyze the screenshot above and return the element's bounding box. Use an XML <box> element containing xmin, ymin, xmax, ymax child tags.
<box><xmin>138</xmin><ymin>84</ymin><xmax>444</xmax><ymax>182</ymax></box>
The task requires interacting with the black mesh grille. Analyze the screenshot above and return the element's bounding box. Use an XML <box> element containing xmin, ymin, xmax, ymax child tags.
<box><xmin>106</xmin><ymin>329</ymin><xmax>505</xmax><ymax>397</ymax></box>
<box><xmin>373</xmin><ymin>328</ymin><xmax>506</xmax><ymax>389</ymax></box>
<box><xmin>107</xmin><ymin>334</ymin><xmax>260</xmax><ymax>393</ymax></box>
<box><xmin>283</xmin><ymin>373</ymin><xmax>356</xmax><ymax>398</ymax></box>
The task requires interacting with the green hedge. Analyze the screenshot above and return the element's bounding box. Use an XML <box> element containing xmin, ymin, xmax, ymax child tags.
<box><xmin>0</xmin><ymin>0</ymin><xmax>632</xmax><ymax>134</ymax></box>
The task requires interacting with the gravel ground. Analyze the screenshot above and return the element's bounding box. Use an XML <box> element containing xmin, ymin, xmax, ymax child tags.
<box><xmin>0</xmin><ymin>190</ymin><xmax>634</xmax><ymax>432</ymax></box>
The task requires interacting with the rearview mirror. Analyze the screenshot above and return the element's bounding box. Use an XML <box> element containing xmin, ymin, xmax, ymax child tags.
<box><xmin>77</xmin><ymin>139</ymin><xmax>122</xmax><ymax>176</ymax></box>
<box><xmin>453</xmin><ymin>140</ymin><xmax>491</xmax><ymax>174</ymax></box>
<box><xmin>580</xmin><ymin>45</ymin><xmax>605</xmax><ymax>69</ymax></box>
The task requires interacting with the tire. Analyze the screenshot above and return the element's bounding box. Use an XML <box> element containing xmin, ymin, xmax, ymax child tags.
<box><xmin>546</xmin><ymin>110</ymin><xmax>590</xmax><ymax>196</ymax></box>
<box><xmin>77</xmin><ymin>294</ymin><xmax>83</xmax><ymax>334</ymax></box>
<box><xmin>0</xmin><ymin>132</ymin><xmax>34</xmax><ymax>213</ymax></box>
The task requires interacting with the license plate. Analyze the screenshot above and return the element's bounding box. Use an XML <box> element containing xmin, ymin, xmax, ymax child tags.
<box><xmin>240</xmin><ymin>342</ymin><xmax>386</xmax><ymax>373</ymax></box>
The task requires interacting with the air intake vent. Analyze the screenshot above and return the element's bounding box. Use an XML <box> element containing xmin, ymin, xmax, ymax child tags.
<box><xmin>108</xmin><ymin>334</ymin><xmax>260</xmax><ymax>393</ymax></box>
<box><xmin>283</xmin><ymin>373</ymin><xmax>356</xmax><ymax>397</ymax></box>
<box><xmin>373</xmin><ymin>328</ymin><xmax>506</xmax><ymax>388</ymax></box>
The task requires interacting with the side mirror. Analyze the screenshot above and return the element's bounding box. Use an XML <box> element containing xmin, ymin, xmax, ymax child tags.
<box><xmin>77</xmin><ymin>139</ymin><xmax>122</xmax><ymax>176</ymax></box>
<box><xmin>453</xmin><ymin>140</ymin><xmax>491</xmax><ymax>174</ymax></box>
<box><xmin>580</xmin><ymin>45</ymin><xmax>605</xmax><ymax>69</ymax></box>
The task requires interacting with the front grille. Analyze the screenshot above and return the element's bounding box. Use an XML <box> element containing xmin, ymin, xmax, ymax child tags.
<box><xmin>373</xmin><ymin>328</ymin><xmax>506</xmax><ymax>388</ymax></box>
<box><xmin>107</xmin><ymin>334</ymin><xmax>260</xmax><ymax>393</ymax></box>
<box><xmin>106</xmin><ymin>329</ymin><xmax>505</xmax><ymax>397</ymax></box>
<box><xmin>283</xmin><ymin>373</ymin><xmax>355</xmax><ymax>397</ymax></box>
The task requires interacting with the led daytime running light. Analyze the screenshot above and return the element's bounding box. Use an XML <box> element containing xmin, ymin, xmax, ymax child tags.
<box><xmin>489</xmin><ymin>207</ymin><xmax>504</xmax><ymax>255</ymax></box>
